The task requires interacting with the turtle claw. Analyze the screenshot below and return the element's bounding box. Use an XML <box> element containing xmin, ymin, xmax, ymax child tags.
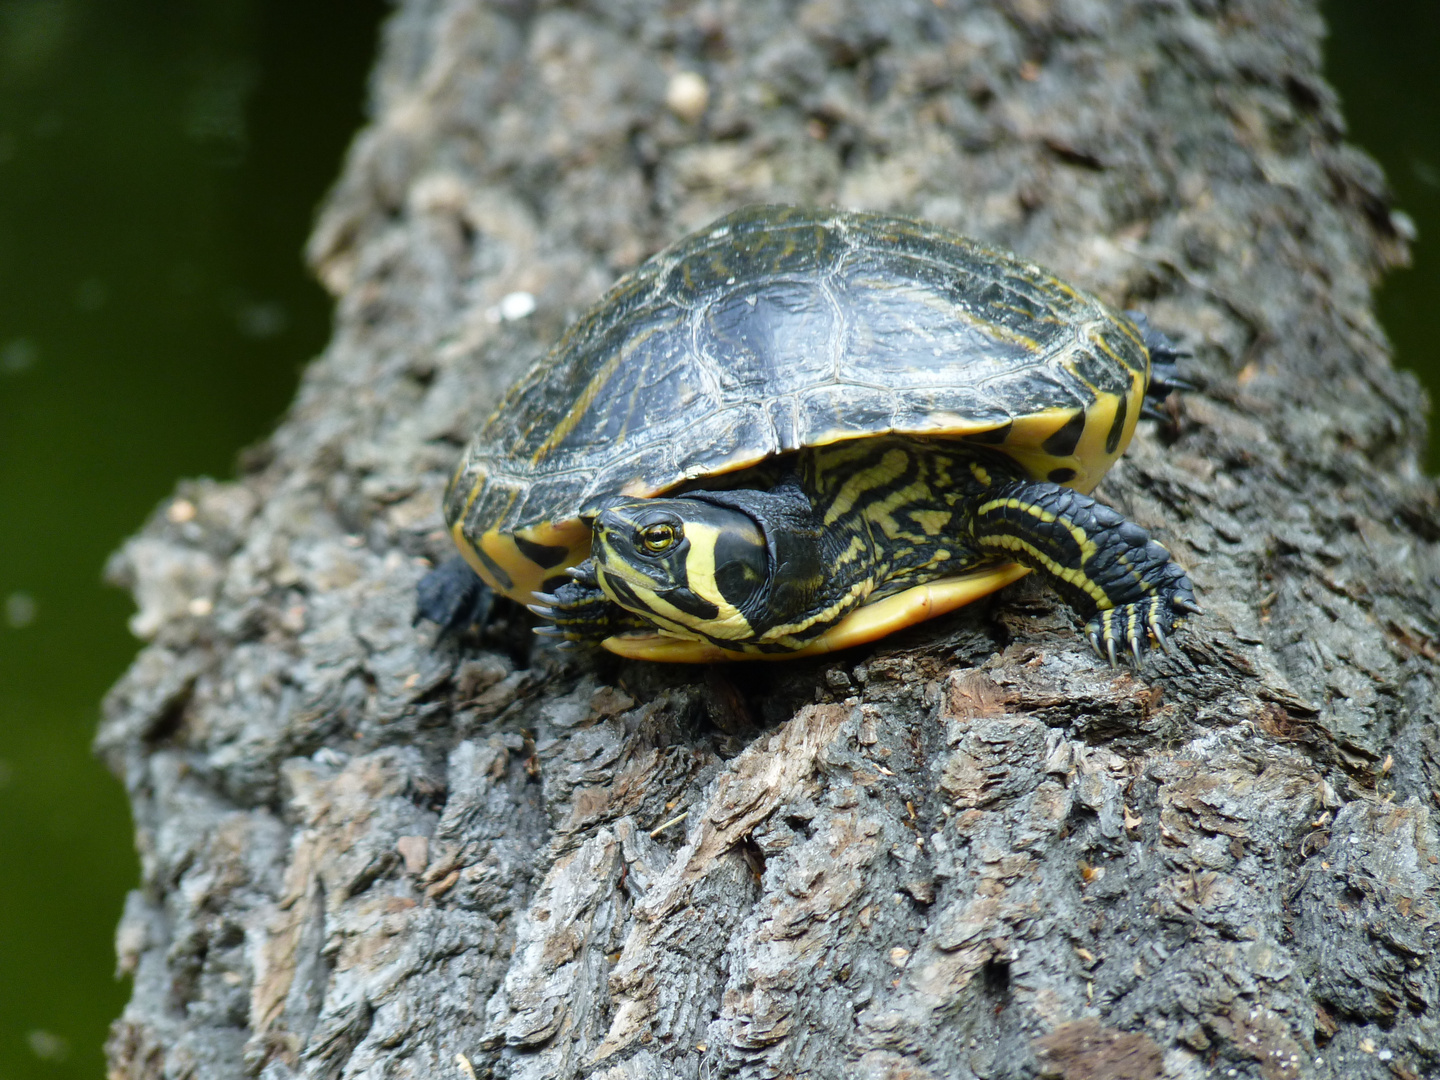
<box><xmin>1128</xmin><ymin>635</ymin><xmax>1146</xmax><ymax>667</ymax></box>
<box><xmin>526</xmin><ymin>574</ymin><xmax>651</xmax><ymax>647</ymax></box>
<box><xmin>1151</xmin><ymin>624</ymin><xmax>1175</xmax><ymax>656</ymax></box>
<box><xmin>1085</xmin><ymin>573</ymin><xmax>1197</xmax><ymax>669</ymax></box>
<box><xmin>566</xmin><ymin>561</ymin><xmax>600</xmax><ymax>588</ymax></box>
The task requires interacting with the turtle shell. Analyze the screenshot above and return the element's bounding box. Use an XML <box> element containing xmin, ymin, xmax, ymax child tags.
<box><xmin>445</xmin><ymin>204</ymin><xmax>1151</xmax><ymax>604</ymax></box>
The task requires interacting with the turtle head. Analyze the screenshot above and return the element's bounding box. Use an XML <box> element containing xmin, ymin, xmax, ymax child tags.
<box><xmin>585</xmin><ymin>496</ymin><xmax>771</xmax><ymax>643</ymax></box>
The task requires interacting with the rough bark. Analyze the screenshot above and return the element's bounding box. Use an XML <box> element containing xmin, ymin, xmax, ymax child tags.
<box><xmin>99</xmin><ymin>2</ymin><xmax>1440</xmax><ymax>1079</ymax></box>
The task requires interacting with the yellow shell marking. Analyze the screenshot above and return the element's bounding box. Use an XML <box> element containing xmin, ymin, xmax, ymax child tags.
<box><xmin>527</xmin><ymin>347</ymin><xmax>627</xmax><ymax>464</ymax></box>
<box><xmin>460</xmin><ymin>520</ymin><xmax>592</xmax><ymax>603</ymax></box>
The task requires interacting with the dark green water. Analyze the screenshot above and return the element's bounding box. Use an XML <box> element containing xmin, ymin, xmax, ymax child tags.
<box><xmin>1324</xmin><ymin>0</ymin><xmax>1440</xmax><ymax>472</ymax></box>
<box><xmin>0</xmin><ymin>1</ymin><xmax>382</xmax><ymax>1075</ymax></box>
<box><xmin>0</xmin><ymin>3</ymin><xmax>1432</xmax><ymax>1076</ymax></box>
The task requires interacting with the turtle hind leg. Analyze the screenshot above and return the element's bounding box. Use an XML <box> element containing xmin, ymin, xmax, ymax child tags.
<box><xmin>969</xmin><ymin>481</ymin><xmax>1199</xmax><ymax>666</ymax></box>
<box><xmin>416</xmin><ymin>555</ymin><xmax>495</xmax><ymax>635</ymax></box>
<box><xmin>527</xmin><ymin>560</ymin><xmax>650</xmax><ymax>647</ymax></box>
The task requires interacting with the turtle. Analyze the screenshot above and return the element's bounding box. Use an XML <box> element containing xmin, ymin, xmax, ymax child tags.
<box><xmin>418</xmin><ymin>204</ymin><xmax>1198</xmax><ymax>665</ymax></box>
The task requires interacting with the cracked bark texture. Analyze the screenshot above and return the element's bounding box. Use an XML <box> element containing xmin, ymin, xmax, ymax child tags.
<box><xmin>98</xmin><ymin>1</ymin><xmax>1440</xmax><ymax>1079</ymax></box>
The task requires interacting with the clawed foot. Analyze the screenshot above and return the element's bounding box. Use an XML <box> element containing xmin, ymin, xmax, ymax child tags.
<box><xmin>1085</xmin><ymin>573</ymin><xmax>1200</xmax><ymax>667</ymax></box>
<box><xmin>1127</xmin><ymin>310</ymin><xmax>1193</xmax><ymax>422</ymax></box>
<box><xmin>527</xmin><ymin>560</ymin><xmax>647</xmax><ymax>647</ymax></box>
<box><xmin>415</xmin><ymin>556</ymin><xmax>494</xmax><ymax>635</ymax></box>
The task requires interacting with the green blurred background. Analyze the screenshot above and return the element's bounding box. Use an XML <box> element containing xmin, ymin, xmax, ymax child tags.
<box><xmin>0</xmin><ymin>1</ymin><xmax>384</xmax><ymax>1074</ymax></box>
<box><xmin>0</xmin><ymin>1</ymin><xmax>1433</xmax><ymax>1075</ymax></box>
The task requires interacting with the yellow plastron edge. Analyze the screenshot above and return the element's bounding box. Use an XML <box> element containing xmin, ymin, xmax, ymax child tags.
<box><xmin>601</xmin><ymin>562</ymin><xmax>1031</xmax><ymax>663</ymax></box>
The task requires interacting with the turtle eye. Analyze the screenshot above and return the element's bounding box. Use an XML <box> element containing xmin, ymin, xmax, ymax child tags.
<box><xmin>639</xmin><ymin>522</ymin><xmax>680</xmax><ymax>553</ymax></box>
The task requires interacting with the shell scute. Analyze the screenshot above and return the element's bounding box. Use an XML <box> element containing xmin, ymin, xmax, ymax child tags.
<box><xmin>697</xmin><ymin>277</ymin><xmax>839</xmax><ymax>396</ymax></box>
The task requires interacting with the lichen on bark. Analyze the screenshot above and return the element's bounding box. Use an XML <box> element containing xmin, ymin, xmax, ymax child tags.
<box><xmin>99</xmin><ymin>2</ymin><xmax>1440</xmax><ymax>1079</ymax></box>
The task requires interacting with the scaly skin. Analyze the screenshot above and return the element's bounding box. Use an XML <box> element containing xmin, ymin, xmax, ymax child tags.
<box><xmin>533</xmin><ymin>440</ymin><xmax>1197</xmax><ymax>665</ymax></box>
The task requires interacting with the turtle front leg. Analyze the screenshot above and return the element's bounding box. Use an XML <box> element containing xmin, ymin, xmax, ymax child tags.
<box><xmin>968</xmin><ymin>482</ymin><xmax>1199</xmax><ymax>665</ymax></box>
<box><xmin>528</xmin><ymin>560</ymin><xmax>651</xmax><ymax>646</ymax></box>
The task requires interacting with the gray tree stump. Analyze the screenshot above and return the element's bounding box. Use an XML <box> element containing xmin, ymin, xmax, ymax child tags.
<box><xmin>99</xmin><ymin>2</ymin><xmax>1440</xmax><ymax>1078</ymax></box>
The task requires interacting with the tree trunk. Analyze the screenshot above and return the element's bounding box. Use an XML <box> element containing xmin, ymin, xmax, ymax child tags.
<box><xmin>99</xmin><ymin>1</ymin><xmax>1440</xmax><ymax>1078</ymax></box>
